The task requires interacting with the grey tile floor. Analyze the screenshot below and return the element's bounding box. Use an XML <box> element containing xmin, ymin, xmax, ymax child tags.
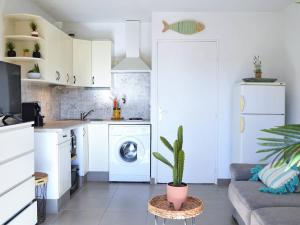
<box><xmin>42</xmin><ymin>182</ymin><xmax>237</xmax><ymax>225</ymax></box>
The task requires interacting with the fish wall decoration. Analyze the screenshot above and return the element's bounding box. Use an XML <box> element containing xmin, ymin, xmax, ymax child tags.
<box><xmin>162</xmin><ymin>20</ymin><xmax>205</xmax><ymax>35</ymax></box>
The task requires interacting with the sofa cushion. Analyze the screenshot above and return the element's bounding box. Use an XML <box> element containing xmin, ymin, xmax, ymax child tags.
<box><xmin>251</xmin><ymin>207</ymin><xmax>300</xmax><ymax>225</ymax></box>
<box><xmin>228</xmin><ymin>181</ymin><xmax>300</xmax><ymax>225</ymax></box>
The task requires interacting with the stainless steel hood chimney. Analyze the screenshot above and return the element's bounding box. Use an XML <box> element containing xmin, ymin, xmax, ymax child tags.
<box><xmin>112</xmin><ymin>20</ymin><xmax>151</xmax><ymax>73</ymax></box>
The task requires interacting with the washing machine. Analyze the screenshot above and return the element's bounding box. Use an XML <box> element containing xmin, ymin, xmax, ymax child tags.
<box><xmin>109</xmin><ymin>124</ymin><xmax>151</xmax><ymax>182</ymax></box>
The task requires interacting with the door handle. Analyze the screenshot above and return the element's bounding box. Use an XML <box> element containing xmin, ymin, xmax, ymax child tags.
<box><xmin>240</xmin><ymin>117</ymin><xmax>245</xmax><ymax>133</ymax></box>
<box><xmin>240</xmin><ymin>96</ymin><xmax>245</xmax><ymax>112</ymax></box>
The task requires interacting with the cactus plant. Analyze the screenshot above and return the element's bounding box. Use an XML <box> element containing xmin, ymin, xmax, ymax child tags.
<box><xmin>153</xmin><ymin>125</ymin><xmax>185</xmax><ymax>186</ymax></box>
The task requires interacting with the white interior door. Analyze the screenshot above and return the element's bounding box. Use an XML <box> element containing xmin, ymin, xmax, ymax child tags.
<box><xmin>157</xmin><ymin>41</ymin><xmax>218</xmax><ymax>183</ymax></box>
<box><xmin>240</xmin><ymin>114</ymin><xmax>285</xmax><ymax>164</ymax></box>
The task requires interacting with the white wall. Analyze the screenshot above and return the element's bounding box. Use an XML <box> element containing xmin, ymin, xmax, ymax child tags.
<box><xmin>151</xmin><ymin>12</ymin><xmax>285</xmax><ymax>179</ymax></box>
<box><xmin>0</xmin><ymin>0</ymin><xmax>56</xmax><ymax>60</ymax></box>
<box><xmin>62</xmin><ymin>22</ymin><xmax>152</xmax><ymax>66</ymax></box>
<box><xmin>284</xmin><ymin>3</ymin><xmax>300</xmax><ymax>124</ymax></box>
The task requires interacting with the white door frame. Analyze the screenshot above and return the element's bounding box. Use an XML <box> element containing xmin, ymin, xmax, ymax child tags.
<box><xmin>150</xmin><ymin>39</ymin><xmax>220</xmax><ymax>184</ymax></box>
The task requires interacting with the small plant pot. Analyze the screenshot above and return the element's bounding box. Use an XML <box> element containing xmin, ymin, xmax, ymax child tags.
<box><xmin>255</xmin><ymin>71</ymin><xmax>262</xmax><ymax>79</ymax></box>
<box><xmin>31</xmin><ymin>31</ymin><xmax>39</xmax><ymax>37</ymax></box>
<box><xmin>27</xmin><ymin>72</ymin><xmax>41</xmax><ymax>79</ymax></box>
<box><xmin>23</xmin><ymin>52</ymin><xmax>30</xmax><ymax>57</ymax></box>
<box><xmin>7</xmin><ymin>50</ymin><xmax>16</xmax><ymax>57</ymax></box>
<box><xmin>32</xmin><ymin>51</ymin><xmax>41</xmax><ymax>58</ymax></box>
<box><xmin>167</xmin><ymin>182</ymin><xmax>188</xmax><ymax>210</ymax></box>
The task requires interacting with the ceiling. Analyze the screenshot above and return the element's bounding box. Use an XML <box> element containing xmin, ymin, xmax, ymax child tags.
<box><xmin>32</xmin><ymin>0</ymin><xmax>293</xmax><ymax>22</ymax></box>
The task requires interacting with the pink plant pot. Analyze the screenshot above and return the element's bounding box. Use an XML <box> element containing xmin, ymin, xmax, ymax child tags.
<box><xmin>167</xmin><ymin>182</ymin><xmax>188</xmax><ymax>210</ymax></box>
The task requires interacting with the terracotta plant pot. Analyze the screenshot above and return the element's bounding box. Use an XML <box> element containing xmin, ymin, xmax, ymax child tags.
<box><xmin>167</xmin><ymin>182</ymin><xmax>188</xmax><ymax>210</ymax></box>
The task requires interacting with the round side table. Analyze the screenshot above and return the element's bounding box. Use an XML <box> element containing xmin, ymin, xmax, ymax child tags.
<box><xmin>148</xmin><ymin>195</ymin><xmax>204</xmax><ymax>225</ymax></box>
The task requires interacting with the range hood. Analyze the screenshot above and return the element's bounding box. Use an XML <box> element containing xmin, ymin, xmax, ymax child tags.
<box><xmin>112</xmin><ymin>20</ymin><xmax>151</xmax><ymax>73</ymax></box>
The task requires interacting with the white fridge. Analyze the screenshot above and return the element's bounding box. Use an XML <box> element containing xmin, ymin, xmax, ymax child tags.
<box><xmin>232</xmin><ymin>82</ymin><xmax>286</xmax><ymax>164</ymax></box>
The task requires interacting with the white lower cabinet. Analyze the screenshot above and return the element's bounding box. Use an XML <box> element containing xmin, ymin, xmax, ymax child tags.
<box><xmin>88</xmin><ymin>123</ymin><xmax>109</xmax><ymax>172</ymax></box>
<box><xmin>0</xmin><ymin>123</ymin><xmax>36</xmax><ymax>224</ymax></box>
<box><xmin>35</xmin><ymin>130</ymin><xmax>72</xmax><ymax>199</ymax></box>
<box><xmin>58</xmin><ymin>141</ymin><xmax>72</xmax><ymax>196</ymax></box>
<box><xmin>8</xmin><ymin>201</ymin><xmax>37</xmax><ymax>225</ymax></box>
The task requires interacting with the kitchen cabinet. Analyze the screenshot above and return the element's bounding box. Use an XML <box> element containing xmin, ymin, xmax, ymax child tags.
<box><xmin>58</xmin><ymin>140</ymin><xmax>72</xmax><ymax>196</ymax></box>
<box><xmin>35</xmin><ymin>129</ymin><xmax>72</xmax><ymax>211</ymax></box>
<box><xmin>73</xmin><ymin>39</ymin><xmax>92</xmax><ymax>86</ymax></box>
<box><xmin>91</xmin><ymin>41</ymin><xmax>112</xmax><ymax>87</ymax></box>
<box><xmin>73</xmin><ymin>125</ymin><xmax>89</xmax><ymax>176</ymax></box>
<box><xmin>88</xmin><ymin>123</ymin><xmax>109</xmax><ymax>172</ymax></box>
<box><xmin>61</xmin><ymin>33</ymin><xmax>73</xmax><ymax>85</ymax></box>
<box><xmin>0</xmin><ymin>122</ymin><xmax>36</xmax><ymax>225</ymax></box>
<box><xmin>83</xmin><ymin>126</ymin><xmax>89</xmax><ymax>174</ymax></box>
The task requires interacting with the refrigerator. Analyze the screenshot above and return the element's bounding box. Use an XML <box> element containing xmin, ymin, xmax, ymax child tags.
<box><xmin>232</xmin><ymin>82</ymin><xmax>286</xmax><ymax>164</ymax></box>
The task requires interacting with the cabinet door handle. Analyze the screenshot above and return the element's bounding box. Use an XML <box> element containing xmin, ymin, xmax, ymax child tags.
<box><xmin>74</xmin><ymin>75</ymin><xmax>76</xmax><ymax>84</ymax></box>
<box><xmin>92</xmin><ymin>76</ymin><xmax>95</xmax><ymax>85</ymax></box>
<box><xmin>56</xmin><ymin>71</ymin><xmax>59</xmax><ymax>81</ymax></box>
<box><xmin>63</xmin><ymin>134</ymin><xmax>67</xmax><ymax>138</ymax></box>
<box><xmin>83</xmin><ymin>128</ymin><xmax>86</xmax><ymax>136</ymax></box>
<box><xmin>67</xmin><ymin>73</ymin><xmax>70</xmax><ymax>83</ymax></box>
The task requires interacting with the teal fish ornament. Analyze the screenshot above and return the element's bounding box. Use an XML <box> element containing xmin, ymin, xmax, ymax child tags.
<box><xmin>162</xmin><ymin>20</ymin><xmax>205</xmax><ymax>35</ymax></box>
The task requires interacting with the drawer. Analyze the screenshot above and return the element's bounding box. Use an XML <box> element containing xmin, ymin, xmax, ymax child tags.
<box><xmin>0</xmin><ymin>152</ymin><xmax>34</xmax><ymax>195</ymax></box>
<box><xmin>0</xmin><ymin>127</ymin><xmax>34</xmax><ymax>164</ymax></box>
<box><xmin>58</xmin><ymin>130</ymin><xmax>71</xmax><ymax>144</ymax></box>
<box><xmin>0</xmin><ymin>177</ymin><xmax>35</xmax><ymax>224</ymax></box>
<box><xmin>7</xmin><ymin>202</ymin><xmax>37</xmax><ymax>225</ymax></box>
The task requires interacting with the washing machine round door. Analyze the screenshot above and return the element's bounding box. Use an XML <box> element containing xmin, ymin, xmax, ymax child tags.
<box><xmin>119</xmin><ymin>141</ymin><xmax>138</xmax><ymax>162</ymax></box>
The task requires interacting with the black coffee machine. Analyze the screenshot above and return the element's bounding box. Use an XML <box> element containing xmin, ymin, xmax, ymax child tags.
<box><xmin>22</xmin><ymin>102</ymin><xmax>44</xmax><ymax>127</ymax></box>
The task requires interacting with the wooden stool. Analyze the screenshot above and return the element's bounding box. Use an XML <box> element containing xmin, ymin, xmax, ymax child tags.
<box><xmin>148</xmin><ymin>195</ymin><xmax>204</xmax><ymax>225</ymax></box>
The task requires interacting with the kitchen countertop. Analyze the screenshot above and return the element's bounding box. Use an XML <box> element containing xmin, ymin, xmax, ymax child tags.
<box><xmin>34</xmin><ymin>119</ymin><xmax>151</xmax><ymax>133</ymax></box>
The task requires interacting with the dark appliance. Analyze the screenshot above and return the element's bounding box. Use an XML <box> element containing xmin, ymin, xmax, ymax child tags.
<box><xmin>22</xmin><ymin>102</ymin><xmax>44</xmax><ymax>127</ymax></box>
<box><xmin>0</xmin><ymin>61</ymin><xmax>22</xmax><ymax>124</ymax></box>
<box><xmin>70</xmin><ymin>165</ymin><xmax>79</xmax><ymax>195</ymax></box>
<box><xmin>71</xmin><ymin>130</ymin><xmax>77</xmax><ymax>158</ymax></box>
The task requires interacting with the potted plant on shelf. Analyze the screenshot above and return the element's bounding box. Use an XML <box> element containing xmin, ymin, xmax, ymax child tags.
<box><xmin>253</xmin><ymin>56</ymin><xmax>262</xmax><ymax>79</ymax></box>
<box><xmin>32</xmin><ymin>43</ymin><xmax>41</xmax><ymax>58</ymax></box>
<box><xmin>23</xmin><ymin>48</ymin><xmax>30</xmax><ymax>57</ymax></box>
<box><xmin>152</xmin><ymin>125</ymin><xmax>187</xmax><ymax>210</ymax></box>
<box><xmin>6</xmin><ymin>41</ymin><xmax>16</xmax><ymax>57</ymax></box>
<box><xmin>30</xmin><ymin>21</ymin><xmax>39</xmax><ymax>37</ymax></box>
<box><xmin>27</xmin><ymin>64</ymin><xmax>41</xmax><ymax>79</ymax></box>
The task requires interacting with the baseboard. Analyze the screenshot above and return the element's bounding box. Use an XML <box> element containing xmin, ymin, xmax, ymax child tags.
<box><xmin>46</xmin><ymin>189</ymin><xmax>70</xmax><ymax>214</ymax></box>
<box><xmin>79</xmin><ymin>175</ymin><xmax>87</xmax><ymax>187</ymax></box>
<box><xmin>217</xmin><ymin>179</ymin><xmax>231</xmax><ymax>186</ymax></box>
<box><xmin>87</xmin><ymin>172</ymin><xmax>109</xmax><ymax>182</ymax></box>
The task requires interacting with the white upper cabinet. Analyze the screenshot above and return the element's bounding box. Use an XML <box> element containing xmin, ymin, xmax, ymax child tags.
<box><xmin>73</xmin><ymin>39</ymin><xmax>92</xmax><ymax>87</ymax></box>
<box><xmin>91</xmin><ymin>41</ymin><xmax>112</xmax><ymax>87</ymax></box>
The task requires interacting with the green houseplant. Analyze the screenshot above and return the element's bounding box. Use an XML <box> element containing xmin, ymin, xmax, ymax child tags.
<box><xmin>152</xmin><ymin>125</ymin><xmax>187</xmax><ymax>210</ymax></box>
<box><xmin>23</xmin><ymin>48</ymin><xmax>30</xmax><ymax>57</ymax></box>
<box><xmin>32</xmin><ymin>43</ymin><xmax>41</xmax><ymax>58</ymax></box>
<box><xmin>27</xmin><ymin>64</ymin><xmax>41</xmax><ymax>79</ymax></box>
<box><xmin>257</xmin><ymin>124</ymin><xmax>300</xmax><ymax>168</ymax></box>
<box><xmin>6</xmin><ymin>41</ymin><xmax>16</xmax><ymax>57</ymax></box>
<box><xmin>30</xmin><ymin>21</ymin><xmax>39</xmax><ymax>37</ymax></box>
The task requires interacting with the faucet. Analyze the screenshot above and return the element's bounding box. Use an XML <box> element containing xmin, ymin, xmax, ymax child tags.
<box><xmin>80</xmin><ymin>109</ymin><xmax>94</xmax><ymax>120</ymax></box>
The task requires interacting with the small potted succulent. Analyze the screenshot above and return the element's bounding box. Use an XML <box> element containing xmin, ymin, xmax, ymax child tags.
<box><xmin>152</xmin><ymin>125</ymin><xmax>187</xmax><ymax>210</ymax></box>
<box><xmin>23</xmin><ymin>48</ymin><xmax>30</xmax><ymax>57</ymax></box>
<box><xmin>32</xmin><ymin>43</ymin><xmax>41</xmax><ymax>58</ymax></box>
<box><xmin>6</xmin><ymin>41</ymin><xmax>16</xmax><ymax>57</ymax></box>
<box><xmin>30</xmin><ymin>21</ymin><xmax>39</xmax><ymax>37</ymax></box>
<box><xmin>253</xmin><ymin>56</ymin><xmax>262</xmax><ymax>79</ymax></box>
<box><xmin>27</xmin><ymin>64</ymin><xmax>41</xmax><ymax>79</ymax></box>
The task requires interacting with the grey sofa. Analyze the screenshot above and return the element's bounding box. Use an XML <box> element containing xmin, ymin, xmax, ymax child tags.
<box><xmin>228</xmin><ymin>164</ymin><xmax>300</xmax><ymax>225</ymax></box>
